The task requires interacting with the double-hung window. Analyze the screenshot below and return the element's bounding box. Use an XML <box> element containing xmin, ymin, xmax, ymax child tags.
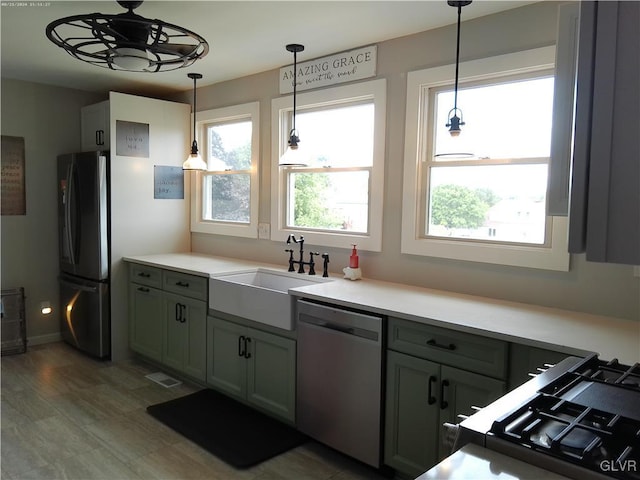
<box><xmin>191</xmin><ymin>102</ymin><xmax>259</xmax><ymax>238</ymax></box>
<box><xmin>271</xmin><ymin>79</ymin><xmax>386</xmax><ymax>251</ymax></box>
<box><xmin>401</xmin><ymin>47</ymin><xmax>569</xmax><ymax>270</ymax></box>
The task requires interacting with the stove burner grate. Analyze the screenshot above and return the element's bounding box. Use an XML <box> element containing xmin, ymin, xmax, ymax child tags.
<box><xmin>491</xmin><ymin>394</ymin><xmax>640</xmax><ymax>479</ymax></box>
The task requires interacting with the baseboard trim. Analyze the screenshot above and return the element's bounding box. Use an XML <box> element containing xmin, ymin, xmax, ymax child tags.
<box><xmin>28</xmin><ymin>332</ymin><xmax>62</xmax><ymax>346</ymax></box>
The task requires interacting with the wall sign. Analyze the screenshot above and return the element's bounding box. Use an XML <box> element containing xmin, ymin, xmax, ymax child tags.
<box><xmin>154</xmin><ymin>166</ymin><xmax>184</xmax><ymax>199</ymax></box>
<box><xmin>279</xmin><ymin>45</ymin><xmax>377</xmax><ymax>94</ymax></box>
<box><xmin>1</xmin><ymin>136</ymin><xmax>26</xmax><ymax>216</ymax></box>
<box><xmin>116</xmin><ymin>120</ymin><xmax>149</xmax><ymax>157</ymax></box>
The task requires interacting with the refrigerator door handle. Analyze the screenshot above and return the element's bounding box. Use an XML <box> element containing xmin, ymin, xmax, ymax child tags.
<box><xmin>65</xmin><ymin>163</ymin><xmax>80</xmax><ymax>266</ymax></box>
<box><xmin>59</xmin><ymin>278</ymin><xmax>98</xmax><ymax>293</ymax></box>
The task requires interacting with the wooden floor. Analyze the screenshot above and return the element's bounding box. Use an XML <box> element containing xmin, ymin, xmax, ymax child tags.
<box><xmin>1</xmin><ymin>342</ymin><xmax>390</xmax><ymax>480</ymax></box>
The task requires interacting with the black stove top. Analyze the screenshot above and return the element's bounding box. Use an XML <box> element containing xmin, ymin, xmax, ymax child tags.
<box><xmin>490</xmin><ymin>355</ymin><xmax>640</xmax><ymax>479</ymax></box>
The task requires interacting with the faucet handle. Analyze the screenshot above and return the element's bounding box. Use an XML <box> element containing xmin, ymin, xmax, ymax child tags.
<box><xmin>321</xmin><ymin>253</ymin><xmax>330</xmax><ymax>277</ymax></box>
<box><xmin>285</xmin><ymin>249</ymin><xmax>295</xmax><ymax>272</ymax></box>
<box><xmin>308</xmin><ymin>252</ymin><xmax>320</xmax><ymax>275</ymax></box>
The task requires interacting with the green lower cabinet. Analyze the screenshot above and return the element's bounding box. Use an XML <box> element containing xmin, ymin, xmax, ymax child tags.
<box><xmin>207</xmin><ymin>316</ymin><xmax>246</xmax><ymax>398</ymax></box>
<box><xmin>385</xmin><ymin>350</ymin><xmax>505</xmax><ymax>478</ymax></box>
<box><xmin>207</xmin><ymin>316</ymin><xmax>296</xmax><ymax>423</ymax></box>
<box><xmin>385</xmin><ymin>350</ymin><xmax>441</xmax><ymax>477</ymax></box>
<box><xmin>437</xmin><ymin>365</ymin><xmax>506</xmax><ymax>459</ymax></box>
<box><xmin>129</xmin><ymin>282</ymin><xmax>163</xmax><ymax>361</ymax></box>
<box><xmin>162</xmin><ymin>292</ymin><xmax>207</xmax><ymax>381</ymax></box>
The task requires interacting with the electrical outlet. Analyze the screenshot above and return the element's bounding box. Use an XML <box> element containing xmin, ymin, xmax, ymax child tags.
<box><xmin>258</xmin><ymin>223</ymin><xmax>270</xmax><ymax>240</ymax></box>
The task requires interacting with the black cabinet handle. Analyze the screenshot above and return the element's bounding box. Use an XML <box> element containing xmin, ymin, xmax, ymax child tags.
<box><xmin>427</xmin><ymin>339</ymin><xmax>456</xmax><ymax>351</ymax></box>
<box><xmin>244</xmin><ymin>337</ymin><xmax>252</xmax><ymax>359</ymax></box>
<box><xmin>137</xmin><ymin>272</ymin><xmax>151</xmax><ymax>278</ymax></box>
<box><xmin>440</xmin><ymin>379</ymin><xmax>450</xmax><ymax>410</ymax></box>
<box><xmin>175</xmin><ymin>303</ymin><xmax>187</xmax><ymax>323</ymax></box>
<box><xmin>428</xmin><ymin>375</ymin><xmax>437</xmax><ymax>405</ymax></box>
<box><xmin>137</xmin><ymin>286</ymin><xmax>150</xmax><ymax>293</ymax></box>
<box><xmin>175</xmin><ymin>281</ymin><xmax>190</xmax><ymax>288</ymax></box>
<box><xmin>238</xmin><ymin>335</ymin><xmax>246</xmax><ymax>357</ymax></box>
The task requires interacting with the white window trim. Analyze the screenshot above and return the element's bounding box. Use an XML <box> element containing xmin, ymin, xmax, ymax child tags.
<box><xmin>190</xmin><ymin>101</ymin><xmax>260</xmax><ymax>238</ymax></box>
<box><xmin>271</xmin><ymin>79</ymin><xmax>386</xmax><ymax>251</ymax></box>
<box><xmin>401</xmin><ymin>46</ymin><xmax>570</xmax><ymax>271</ymax></box>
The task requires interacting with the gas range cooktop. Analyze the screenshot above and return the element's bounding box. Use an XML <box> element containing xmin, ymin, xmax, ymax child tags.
<box><xmin>457</xmin><ymin>355</ymin><xmax>640</xmax><ymax>480</ymax></box>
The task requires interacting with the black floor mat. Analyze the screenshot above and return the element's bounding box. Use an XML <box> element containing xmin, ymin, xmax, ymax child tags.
<box><xmin>147</xmin><ymin>389</ymin><xmax>307</xmax><ymax>468</ymax></box>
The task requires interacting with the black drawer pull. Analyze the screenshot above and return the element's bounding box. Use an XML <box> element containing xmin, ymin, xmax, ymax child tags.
<box><xmin>137</xmin><ymin>272</ymin><xmax>151</xmax><ymax>278</ymax></box>
<box><xmin>428</xmin><ymin>375</ymin><xmax>437</xmax><ymax>405</ymax></box>
<box><xmin>427</xmin><ymin>339</ymin><xmax>456</xmax><ymax>351</ymax></box>
<box><xmin>175</xmin><ymin>281</ymin><xmax>190</xmax><ymax>288</ymax></box>
<box><xmin>137</xmin><ymin>287</ymin><xmax>150</xmax><ymax>293</ymax></box>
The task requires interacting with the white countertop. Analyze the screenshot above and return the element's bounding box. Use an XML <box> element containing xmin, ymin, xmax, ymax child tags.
<box><xmin>416</xmin><ymin>444</ymin><xmax>570</xmax><ymax>480</ymax></box>
<box><xmin>124</xmin><ymin>253</ymin><xmax>640</xmax><ymax>363</ymax></box>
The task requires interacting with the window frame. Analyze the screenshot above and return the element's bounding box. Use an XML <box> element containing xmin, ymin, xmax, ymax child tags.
<box><xmin>190</xmin><ymin>101</ymin><xmax>260</xmax><ymax>238</ymax></box>
<box><xmin>401</xmin><ymin>46</ymin><xmax>570</xmax><ymax>271</ymax></box>
<box><xmin>271</xmin><ymin>79</ymin><xmax>386</xmax><ymax>251</ymax></box>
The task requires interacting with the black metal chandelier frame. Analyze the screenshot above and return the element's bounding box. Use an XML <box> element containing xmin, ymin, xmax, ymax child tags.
<box><xmin>45</xmin><ymin>2</ymin><xmax>209</xmax><ymax>73</ymax></box>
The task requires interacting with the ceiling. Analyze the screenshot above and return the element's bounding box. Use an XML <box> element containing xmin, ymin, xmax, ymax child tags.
<box><xmin>1</xmin><ymin>1</ymin><xmax>534</xmax><ymax>97</ymax></box>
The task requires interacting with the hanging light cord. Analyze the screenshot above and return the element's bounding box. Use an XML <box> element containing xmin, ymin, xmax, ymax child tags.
<box><xmin>187</xmin><ymin>73</ymin><xmax>203</xmax><ymax>154</ymax></box>
<box><xmin>453</xmin><ymin>3</ymin><xmax>462</xmax><ymax>112</ymax></box>
<box><xmin>192</xmin><ymin>75</ymin><xmax>197</xmax><ymax>148</ymax></box>
<box><xmin>292</xmin><ymin>49</ymin><xmax>298</xmax><ymax>136</ymax></box>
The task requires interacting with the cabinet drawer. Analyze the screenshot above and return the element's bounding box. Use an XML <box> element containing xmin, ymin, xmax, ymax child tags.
<box><xmin>129</xmin><ymin>264</ymin><xmax>162</xmax><ymax>288</ymax></box>
<box><xmin>163</xmin><ymin>270</ymin><xmax>207</xmax><ymax>301</ymax></box>
<box><xmin>388</xmin><ymin>317</ymin><xmax>507</xmax><ymax>379</ymax></box>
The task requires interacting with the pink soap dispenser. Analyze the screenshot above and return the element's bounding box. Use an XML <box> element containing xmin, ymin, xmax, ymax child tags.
<box><xmin>349</xmin><ymin>245</ymin><xmax>359</xmax><ymax>268</ymax></box>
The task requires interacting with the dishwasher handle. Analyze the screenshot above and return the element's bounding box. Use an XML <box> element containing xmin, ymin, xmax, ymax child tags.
<box><xmin>305</xmin><ymin>318</ymin><xmax>356</xmax><ymax>336</ymax></box>
<box><xmin>298</xmin><ymin>312</ymin><xmax>382</xmax><ymax>343</ymax></box>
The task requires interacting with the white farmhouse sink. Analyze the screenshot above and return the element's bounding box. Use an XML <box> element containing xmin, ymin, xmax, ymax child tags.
<box><xmin>209</xmin><ymin>268</ymin><xmax>332</xmax><ymax>330</ymax></box>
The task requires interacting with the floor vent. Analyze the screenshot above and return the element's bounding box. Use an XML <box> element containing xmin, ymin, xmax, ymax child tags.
<box><xmin>145</xmin><ymin>372</ymin><xmax>182</xmax><ymax>388</ymax></box>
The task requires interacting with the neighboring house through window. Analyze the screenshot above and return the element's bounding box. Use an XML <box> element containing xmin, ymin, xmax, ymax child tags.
<box><xmin>401</xmin><ymin>47</ymin><xmax>570</xmax><ymax>271</ymax></box>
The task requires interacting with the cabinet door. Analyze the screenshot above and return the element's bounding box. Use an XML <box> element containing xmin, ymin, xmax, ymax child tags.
<box><xmin>438</xmin><ymin>365</ymin><xmax>506</xmax><ymax>459</ymax></box>
<box><xmin>206</xmin><ymin>316</ymin><xmax>246</xmax><ymax>400</ymax></box>
<box><xmin>81</xmin><ymin>101</ymin><xmax>110</xmax><ymax>151</ymax></box>
<box><xmin>162</xmin><ymin>293</ymin><xmax>206</xmax><ymax>381</ymax></box>
<box><xmin>162</xmin><ymin>294</ymin><xmax>184</xmax><ymax>372</ymax></box>
<box><xmin>181</xmin><ymin>296</ymin><xmax>207</xmax><ymax>381</ymax></box>
<box><xmin>384</xmin><ymin>350</ymin><xmax>441</xmax><ymax>478</ymax></box>
<box><xmin>246</xmin><ymin>327</ymin><xmax>296</xmax><ymax>423</ymax></box>
<box><xmin>129</xmin><ymin>282</ymin><xmax>163</xmax><ymax>361</ymax></box>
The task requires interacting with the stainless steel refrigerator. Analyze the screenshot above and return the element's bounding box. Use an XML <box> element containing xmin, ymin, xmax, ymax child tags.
<box><xmin>57</xmin><ymin>151</ymin><xmax>110</xmax><ymax>358</ymax></box>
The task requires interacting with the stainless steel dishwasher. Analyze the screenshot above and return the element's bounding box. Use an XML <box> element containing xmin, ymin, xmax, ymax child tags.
<box><xmin>296</xmin><ymin>299</ymin><xmax>384</xmax><ymax>468</ymax></box>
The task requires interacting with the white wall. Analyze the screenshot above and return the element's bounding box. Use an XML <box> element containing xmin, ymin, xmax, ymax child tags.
<box><xmin>1</xmin><ymin>79</ymin><xmax>103</xmax><ymax>344</ymax></box>
<box><xmin>108</xmin><ymin>92</ymin><xmax>191</xmax><ymax>361</ymax></box>
<box><xmin>170</xmin><ymin>2</ymin><xmax>640</xmax><ymax>322</ymax></box>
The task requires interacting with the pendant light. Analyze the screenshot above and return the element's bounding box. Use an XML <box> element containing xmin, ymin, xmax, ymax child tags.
<box><xmin>445</xmin><ymin>0</ymin><xmax>472</xmax><ymax>137</ymax></box>
<box><xmin>183</xmin><ymin>73</ymin><xmax>208</xmax><ymax>171</ymax></box>
<box><xmin>280</xmin><ymin>43</ymin><xmax>308</xmax><ymax>167</ymax></box>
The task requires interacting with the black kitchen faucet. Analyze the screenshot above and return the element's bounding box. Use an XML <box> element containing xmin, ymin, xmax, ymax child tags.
<box><xmin>285</xmin><ymin>234</ymin><xmax>329</xmax><ymax>277</ymax></box>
